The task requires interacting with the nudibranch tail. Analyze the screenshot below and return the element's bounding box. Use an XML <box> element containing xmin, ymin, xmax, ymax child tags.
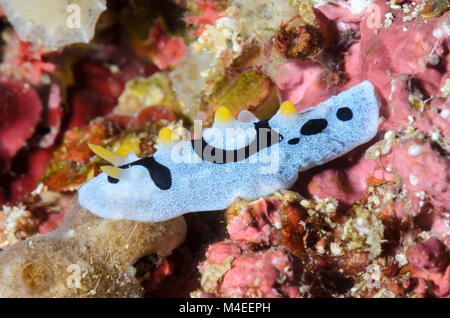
<box><xmin>88</xmin><ymin>144</ymin><xmax>124</xmax><ymax>166</ymax></box>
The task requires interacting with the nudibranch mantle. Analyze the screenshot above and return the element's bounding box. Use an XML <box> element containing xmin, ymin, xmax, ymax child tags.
<box><xmin>79</xmin><ymin>81</ymin><xmax>380</xmax><ymax>222</ymax></box>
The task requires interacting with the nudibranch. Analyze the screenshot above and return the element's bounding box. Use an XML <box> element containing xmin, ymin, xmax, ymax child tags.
<box><xmin>79</xmin><ymin>81</ymin><xmax>380</xmax><ymax>222</ymax></box>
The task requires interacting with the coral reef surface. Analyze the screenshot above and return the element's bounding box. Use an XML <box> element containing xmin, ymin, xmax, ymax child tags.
<box><xmin>0</xmin><ymin>0</ymin><xmax>448</xmax><ymax>298</ymax></box>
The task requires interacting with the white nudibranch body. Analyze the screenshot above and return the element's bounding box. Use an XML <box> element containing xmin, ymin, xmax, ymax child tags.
<box><xmin>79</xmin><ymin>81</ymin><xmax>380</xmax><ymax>222</ymax></box>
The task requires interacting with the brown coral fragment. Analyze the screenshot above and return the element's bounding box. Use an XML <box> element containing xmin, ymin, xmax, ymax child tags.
<box><xmin>280</xmin><ymin>204</ymin><xmax>306</xmax><ymax>259</ymax></box>
<box><xmin>421</xmin><ymin>0</ymin><xmax>450</xmax><ymax>18</ymax></box>
<box><xmin>0</xmin><ymin>198</ymin><xmax>186</xmax><ymax>297</ymax></box>
<box><xmin>275</xmin><ymin>22</ymin><xmax>323</xmax><ymax>60</ymax></box>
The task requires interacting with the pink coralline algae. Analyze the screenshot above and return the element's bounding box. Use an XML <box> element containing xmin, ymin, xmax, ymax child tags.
<box><xmin>268</xmin><ymin>0</ymin><xmax>449</xmax><ymax>297</ymax></box>
<box><xmin>407</xmin><ymin>238</ymin><xmax>450</xmax><ymax>297</ymax></box>
<box><xmin>275</xmin><ymin>60</ymin><xmax>326</xmax><ymax>110</ymax></box>
<box><xmin>195</xmin><ymin>241</ymin><xmax>299</xmax><ymax>298</ymax></box>
<box><xmin>8</xmin><ymin>149</ymin><xmax>53</xmax><ymax>203</ymax></box>
<box><xmin>227</xmin><ymin>199</ymin><xmax>283</xmax><ymax>246</ymax></box>
<box><xmin>67</xmin><ymin>45</ymin><xmax>158</xmax><ymax>130</ymax></box>
<box><xmin>0</xmin><ymin>32</ymin><xmax>55</xmax><ymax>85</ymax></box>
<box><xmin>277</xmin><ymin>0</ymin><xmax>450</xmax><ymax>217</ymax></box>
<box><xmin>185</xmin><ymin>0</ymin><xmax>222</xmax><ymax>36</ymax></box>
<box><xmin>0</xmin><ymin>77</ymin><xmax>61</xmax><ymax>204</ymax></box>
<box><xmin>37</xmin><ymin>212</ymin><xmax>64</xmax><ymax>235</ymax></box>
<box><xmin>297</xmin><ymin>152</ymin><xmax>380</xmax><ymax>206</ymax></box>
<box><xmin>39</xmin><ymin>84</ymin><xmax>63</xmax><ymax>149</ymax></box>
<box><xmin>146</xmin><ymin>21</ymin><xmax>187</xmax><ymax>69</ymax></box>
<box><xmin>408</xmin><ymin>238</ymin><xmax>448</xmax><ymax>274</ymax></box>
<box><xmin>0</xmin><ymin>78</ymin><xmax>42</xmax><ymax>174</ymax></box>
<box><xmin>382</xmin><ymin>138</ymin><xmax>449</xmax><ymax>214</ymax></box>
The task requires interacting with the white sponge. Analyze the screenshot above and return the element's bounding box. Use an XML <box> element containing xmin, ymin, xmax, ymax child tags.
<box><xmin>0</xmin><ymin>0</ymin><xmax>106</xmax><ymax>51</ymax></box>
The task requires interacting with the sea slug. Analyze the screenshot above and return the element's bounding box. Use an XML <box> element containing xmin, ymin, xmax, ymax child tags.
<box><xmin>79</xmin><ymin>81</ymin><xmax>380</xmax><ymax>222</ymax></box>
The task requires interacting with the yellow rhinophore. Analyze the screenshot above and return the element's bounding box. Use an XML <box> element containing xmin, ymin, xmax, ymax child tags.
<box><xmin>214</xmin><ymin>106</ymin><xmax>234</xmax><ymax>123</ymax></box>
<box><xmin>159</xmin><ymin>127</ymin><xmax>174</xmax><ymax>143</ymax></box>
<box><xmin>101</xmin><ymin>166</ymin><xmax>123</xmax><ymax>180</ymax></box>
<box><xmin>279</xmin><ymin>101</ymin><xmax>296</xmax><ymax>116</ymax></box>
<box><xmin>89</xmin><ymin>144</ymin><xmax>124</xmax><ymax>166</ymax></box>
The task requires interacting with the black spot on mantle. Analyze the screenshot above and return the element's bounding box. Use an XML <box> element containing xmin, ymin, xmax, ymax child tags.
<box><xmin>336</xmin><ymin>107</ymin><xmax>353</xmax><ymax>121</ymax></box>
<box><xmin>300</xmin><ymin>119</ymin><xmax>328</xmax><ymax>136</ymax></box>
